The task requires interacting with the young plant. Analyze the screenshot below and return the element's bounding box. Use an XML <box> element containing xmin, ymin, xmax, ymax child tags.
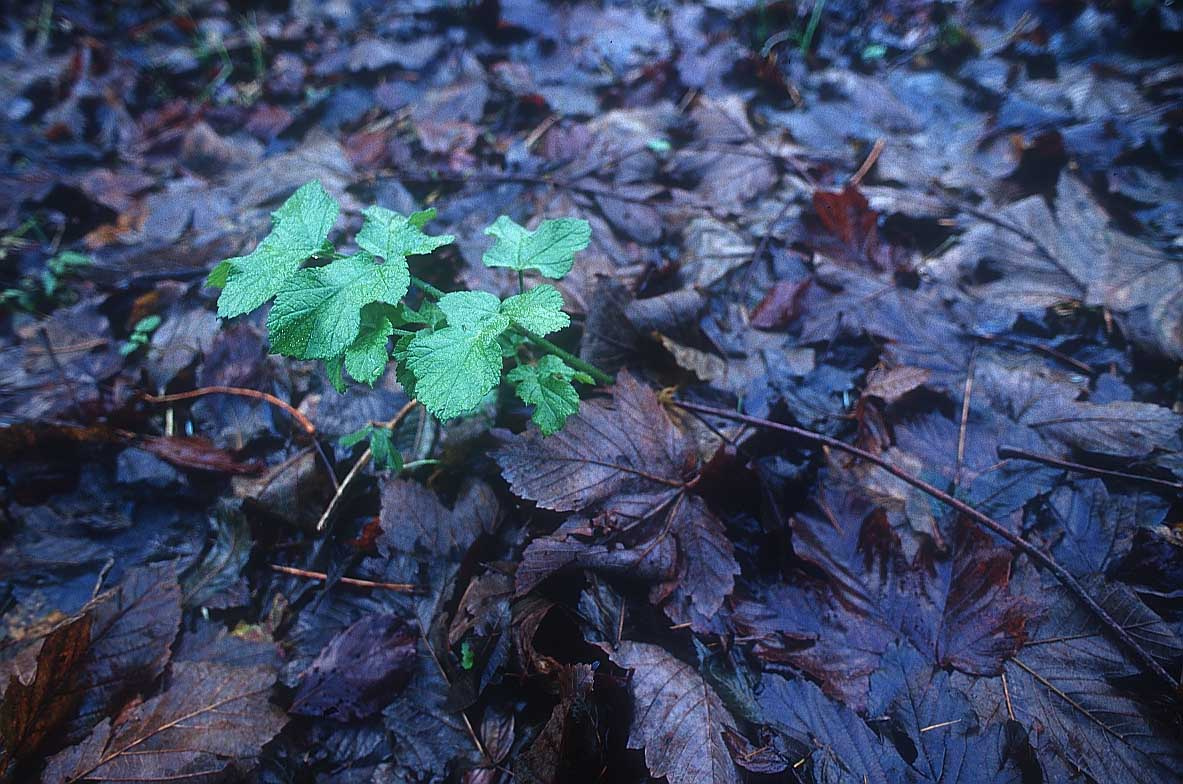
<box><xmin>206</xmin><ymin>181</ymin><xmax>610</xmax><ymax>438</ymax></box>
<box><xmin>2</xmin><ymin>250</ymin><xmax>91</xmax><ymax>313</ymax></box>
<box><xmin>120</xmin><ymin>314</ymin><xmax>163</xmax><ymax>356</ymax></box>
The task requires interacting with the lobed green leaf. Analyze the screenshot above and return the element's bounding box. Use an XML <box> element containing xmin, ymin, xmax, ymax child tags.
<box><xmin>482</xmin><ymin>216</ymin><xmax>591</xmax><ymax>279</ymax></box>
<box><xmin>210</xmin><ymin>180</ymin><xmax>339</xmax><ymax>318</ymax></box>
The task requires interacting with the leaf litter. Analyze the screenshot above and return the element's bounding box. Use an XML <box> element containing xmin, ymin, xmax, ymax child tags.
<box><xmin>2</xmin><ymin>1</ymin><xmax>1182</xmax><ymax>783</ymax></box>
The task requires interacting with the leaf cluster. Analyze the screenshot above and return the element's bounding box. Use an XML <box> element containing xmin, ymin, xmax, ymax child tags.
<box><xmin>207</xmin><ymin>180</ymin><xmax>595</xmax><ymax>436</ymax></box>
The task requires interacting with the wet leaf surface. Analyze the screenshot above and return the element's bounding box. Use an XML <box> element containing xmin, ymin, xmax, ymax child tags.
<box><xmin>3</xmin><ymin>1</ymin><xmax>1183</xmax><ymax>781</ymax></box>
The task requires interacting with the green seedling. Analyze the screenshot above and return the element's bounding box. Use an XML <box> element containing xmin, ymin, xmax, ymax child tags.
<box><xmin>120</xmin><ymin>314</ymin><xmax>162</xmax><ymax>356</ymax></box>
<box><xmin>207</xmin><ymin>181</ymin><xmax>611</xmax><ymax>438</ymax></box>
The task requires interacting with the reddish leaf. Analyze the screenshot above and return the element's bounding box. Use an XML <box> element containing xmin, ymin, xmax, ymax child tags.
<box><xmin>497</xmin><ymin>373</ymin><xmax>738</xmax><ymax>628</ymax></box>
<box><xmin>62</xmin><ymin>564</ymin><xmax>183</xmax><ymax>743</ymax></box>
<box><xmin>0</xmin><ymin>615</ymin><xmax>92</xmax><ymax>776</ymax></box>
<box><xmin>811</xmin><ymin>184</ymin><xmax>884</xmax><ymax>270</ymax></box>
<box><xmin>735</xmin><ymin>488</ymin><xmax>1032</xmax><ymax>708</ymax></box>
<box><xmin>139</xmin><ymin>436</ymin><xmax>264</xmax><ymax>475</ymax></box>
<box><xmin>607</xmin><ymin>642</ymin><xmax>739</xmax><ymax>784</ymax></box>
<box><xmin>750</xmin><ymin>279</ymin><xmax>811</xmax><ymax>330</ymax></box>
<box><xmin>43</xmin><ymin>661</ymin><xmax>286</xmax><ymax>784</ymax></box>
<box><xmin>291</xmin><ymin>613</ymin><xmax>416</xmax><ymax>721</ymax></box>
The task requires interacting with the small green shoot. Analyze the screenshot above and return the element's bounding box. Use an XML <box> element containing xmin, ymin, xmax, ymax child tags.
<box><xmin>208</xmin><ymin>181</ymin><xmax>610</xmax><ymax>435</ymax></box>
<box><xmin>121</xmin><ymin>315</ymin><xmax>162</xmax><ymax>356</ymax></box>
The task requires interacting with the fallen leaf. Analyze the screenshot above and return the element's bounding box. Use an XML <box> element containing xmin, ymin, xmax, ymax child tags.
<box><xmin>291</xmin><ymin>613</ymin><xmax>416</xmax><ymax>721</ymax></box>
<box><xmin>43</xmin><ymin>661</ymin><xmax>287</xmax><ymax>784</ymax></box>
<box><xmin>607</xmin><ymin>642</ymin><xmax>739</xmax><ymax>784</ymax></box>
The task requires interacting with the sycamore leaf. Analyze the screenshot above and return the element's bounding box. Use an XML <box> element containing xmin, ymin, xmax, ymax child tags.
<box><xmin>356</xmin><ymin>205</ymin><xmax>454</xmax><ymax>261</ymax></box>
<box><xmin>500</xmin><ymin>284</ymin><xmax>571</xmax><ymax>334</ymax></box>
<box><xmin>982</xmin><ymin>582</ymin><xmax>1183</xmax><ymax>784</ymax></box>
<box><xmin>498</xmin><ymin>373</ymin><xmax>739</xmax><ymax>628</ymax></box>
<box><xmin>210</xmin><ymin>180</ymin><xmax>339</xmax><ymax>318</ymax></box>
<box><xmin>507</xmin><ymin>355</ymin><xmax>582</xmax><ymax>435</ymax></box>
<box><xmin>42</xmin><ymin>661</ymin><xmax>286</xmax><ymax>784</ymax></box>
<box><xmin>607</xmin><ymin>642</ymin><xmax>739</xmax><ymax>784</ymax></box>
<box><xmin>267</xmin><ymin>251</ymin><xmax>409</xmax><ymax>360</ymax></box>
<box><xmin>483</xmin><ymin>216</ymin><xmax>591</xmax><ymax>279</ymax></box>
<box><xmin>0</xmin><ymin>615</ymin><xmax>92</xmax><ymax>776</ymax></box>
<box><xmin>404</xmin><ymin>291</ymin><xmax>510</xmax><ymax>420</ymax></box>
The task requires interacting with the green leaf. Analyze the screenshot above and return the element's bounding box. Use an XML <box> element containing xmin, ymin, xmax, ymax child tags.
<box><xmin>507</xmin><ymin>355</ymin><xmax>582</xmax><ymax>435</ymax></box>
<box><xmin>405</xmin><ymin>291</ymin><xmax>510</xmax><ymax>420</ymax></box>
<box><xmin>482</xmin><ymin>216</ymin><xmax>590</xmax><ymax>279</ymax></box>
<box><xmin>344</xmin><ymin>308</ymin><xmax>394</xmax><ymax>385</ymax></box>
<box><xmin>210</xmin><ymin>180</ymin><xmax>339</xmax><ymax>318</ymax></box>
<box><xmin>356</xmin><ymin>206</ymin><xmax>454</xmax><ymax>262</ymax></box>
<box><xmin>340</xmin><ymin>426</ymin><xmax>401</xmax><ymax>471</ymax></box>
<box><xmin>324</xmin><ymin>355</ymin><xmax>347</xmax><ymax>393</ymax></box>
<box><xmin>369</xmin><ymin>427</ymin><xmax>401</xmax><ymax>471</ymax></box>
<box><xmin>266</xmin><ymin>251</ymin><xmax>410</xmax><ymax>360</ymax></box>
<box><xmin>499</xmin><ymin>284</ymin><xmax>570</xmax><ymax>335</ymax></box>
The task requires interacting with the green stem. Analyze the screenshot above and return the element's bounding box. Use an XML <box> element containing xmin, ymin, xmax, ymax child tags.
<box><xmin>515</xmin><ymin>326</ymin><xmax>614</xmax><ymax>386</ymax></box>
<box><xmin>410</xmin><ymin>276</ymin><xmax>614</xmax><ymax>386</ymax></box>
<box><xmin>410</xmin><ymin>276</ymin><xmax>446</xmax><ymax>300</ymax></box>
<box><xmin>402</xmin><ymin>459</ymin><xmax>442</xmax><ymax>471</ymax></box>
<box><xmin>800</xmin><ymin>0</ymin><xmax>826</xmax><ymax>54</ymax></box>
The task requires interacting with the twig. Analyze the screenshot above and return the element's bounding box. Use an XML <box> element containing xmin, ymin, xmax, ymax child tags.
<box><xmin>269</xmin><ymin>564</ymin><xmax>416</xmax><ymax>592</ymax></box>
<box><xmin>954</xmin><ymin>347</ymin><xmax>978</xmax><ymax>493</ymax></box>
<box><xmin>996</xmin><ymin>446</ymin><xmax>1183</xmax><ymax>492</ymax></box>
<box><xmin>141</xmin><ymin>385</ymin><xmax>315</xmax><ymax>434</ymax></box>
<box><xmin>850</xmin><ymin>138</ymin><xmax>885</xmax><ymax>186</ymax></box>
<box><xmin>670</xmin><ymin>398</ymin><xmax>1181</xmax><ymax>693</ymax></box>
<box><xmin>315</xmin><ymin>400</ymin><xmax>420</xmax><ymax>531</ymax></box>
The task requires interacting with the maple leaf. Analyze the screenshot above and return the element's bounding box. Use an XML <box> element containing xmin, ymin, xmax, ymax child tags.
<box><xmin>42</xmin><ymin>661</ymin><xmax>286</xmax><ymax>784</ymax></box>
<box><xmin>496</xmin><ymin>371</ymin><xmax>739</xmax><ymax>629</ymax></box>
<box><xmin>758</xmin><ymin>672</ymin><xmax>906</xmax><ymax>782</ymax></box>
<box><xmin>867</xmin><ymin>642</ymin><xmax>1027</xmax><ymax>783</ymax></box>
<box><xmin>734</xmin><ymin>487</ymin><xmax>1032</xmax><ymax>709</ymax></box>
<box><xmin>483</xmin><ymin>215</ymin><xmax>591</xmax><ymax>279</ymax></box>
<box><xmin>933</xmin><ymin>173</ymin><xmax>1183</xmax><ymax>359</ymax></box>
<box><xmin>972</xmin><ymin>581</ymin><xmax>1183</xmax><ymax>784</ymax></box>
<box><xmin>209</xmin><ymin>180</ymin><xmax>339</xmax><ymax>318</ymax></box>
<box><xmin>607</xmin><ymin>642</ymin><xmax>739</xmax><ymax>784</ymax></box>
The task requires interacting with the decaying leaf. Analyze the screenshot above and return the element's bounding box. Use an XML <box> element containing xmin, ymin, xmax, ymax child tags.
<box><xmin>607</xmin><ymin>642</ymin><xmax>739</xmax><ymax>784</ymax></box>
<box><xmin>43</xmin><ymin>661</ymin><xmax>286</xmax><ymax>784</ymax></box>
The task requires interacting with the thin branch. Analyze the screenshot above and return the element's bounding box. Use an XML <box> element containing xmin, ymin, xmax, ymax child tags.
<box><xmin>670</xmin><ymin>398</ymin><xmax>1181</xmax><ymax>693</ymax></box>
<box><xmin>269</xmin><ymin>564</ymin><xmax>416</xmax><ymax>593</ymax></box>
<box><xmin>315</xmin><ymin>400</ymin><xmax>420</xmax><ymax>532</ymax></box>
<box><xmin>997</xmin><ymin>446</ymin><xmax>1183</xmax><ymax>492</ymax></box>
<box><xmin>141</xmin><ymin>386</ymin><xmax>316</xmax><ymax>434</ymax></box>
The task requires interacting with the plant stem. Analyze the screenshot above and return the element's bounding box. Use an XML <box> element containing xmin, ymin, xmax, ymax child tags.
<box><xmin>800</xmin><ymin>0</ymin><xmax>826</xmax><ymax>54</ymax></box>
<box><xmin>671</xmin><ymin>398</ymin><xmax>1181</xmax><ymax>693</ymax></box>
<box><xmin>410</xmin><ymin>276</ymin><xmax>446</xmax><ymax>300</ymax></box>
<box><xmin>410</xmin><ymin>275</ymin><xmax>614</xmax><ymax>386</ymax></box>
<box><xmin>515</xmin><ymin>326</ymin><xmax>614</xmax><ymax>386</ymax></box>
<box><xmin>402</xmin><ymin>458</ymin><xmax>442</xmax><ymax>470</ymax></box>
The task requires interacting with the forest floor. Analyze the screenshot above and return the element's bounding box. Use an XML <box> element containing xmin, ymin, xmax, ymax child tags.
<box><xmin>1</xmin><ymin>1</ymin><xmax>1182</xmax><ymax>783</ymax></box>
